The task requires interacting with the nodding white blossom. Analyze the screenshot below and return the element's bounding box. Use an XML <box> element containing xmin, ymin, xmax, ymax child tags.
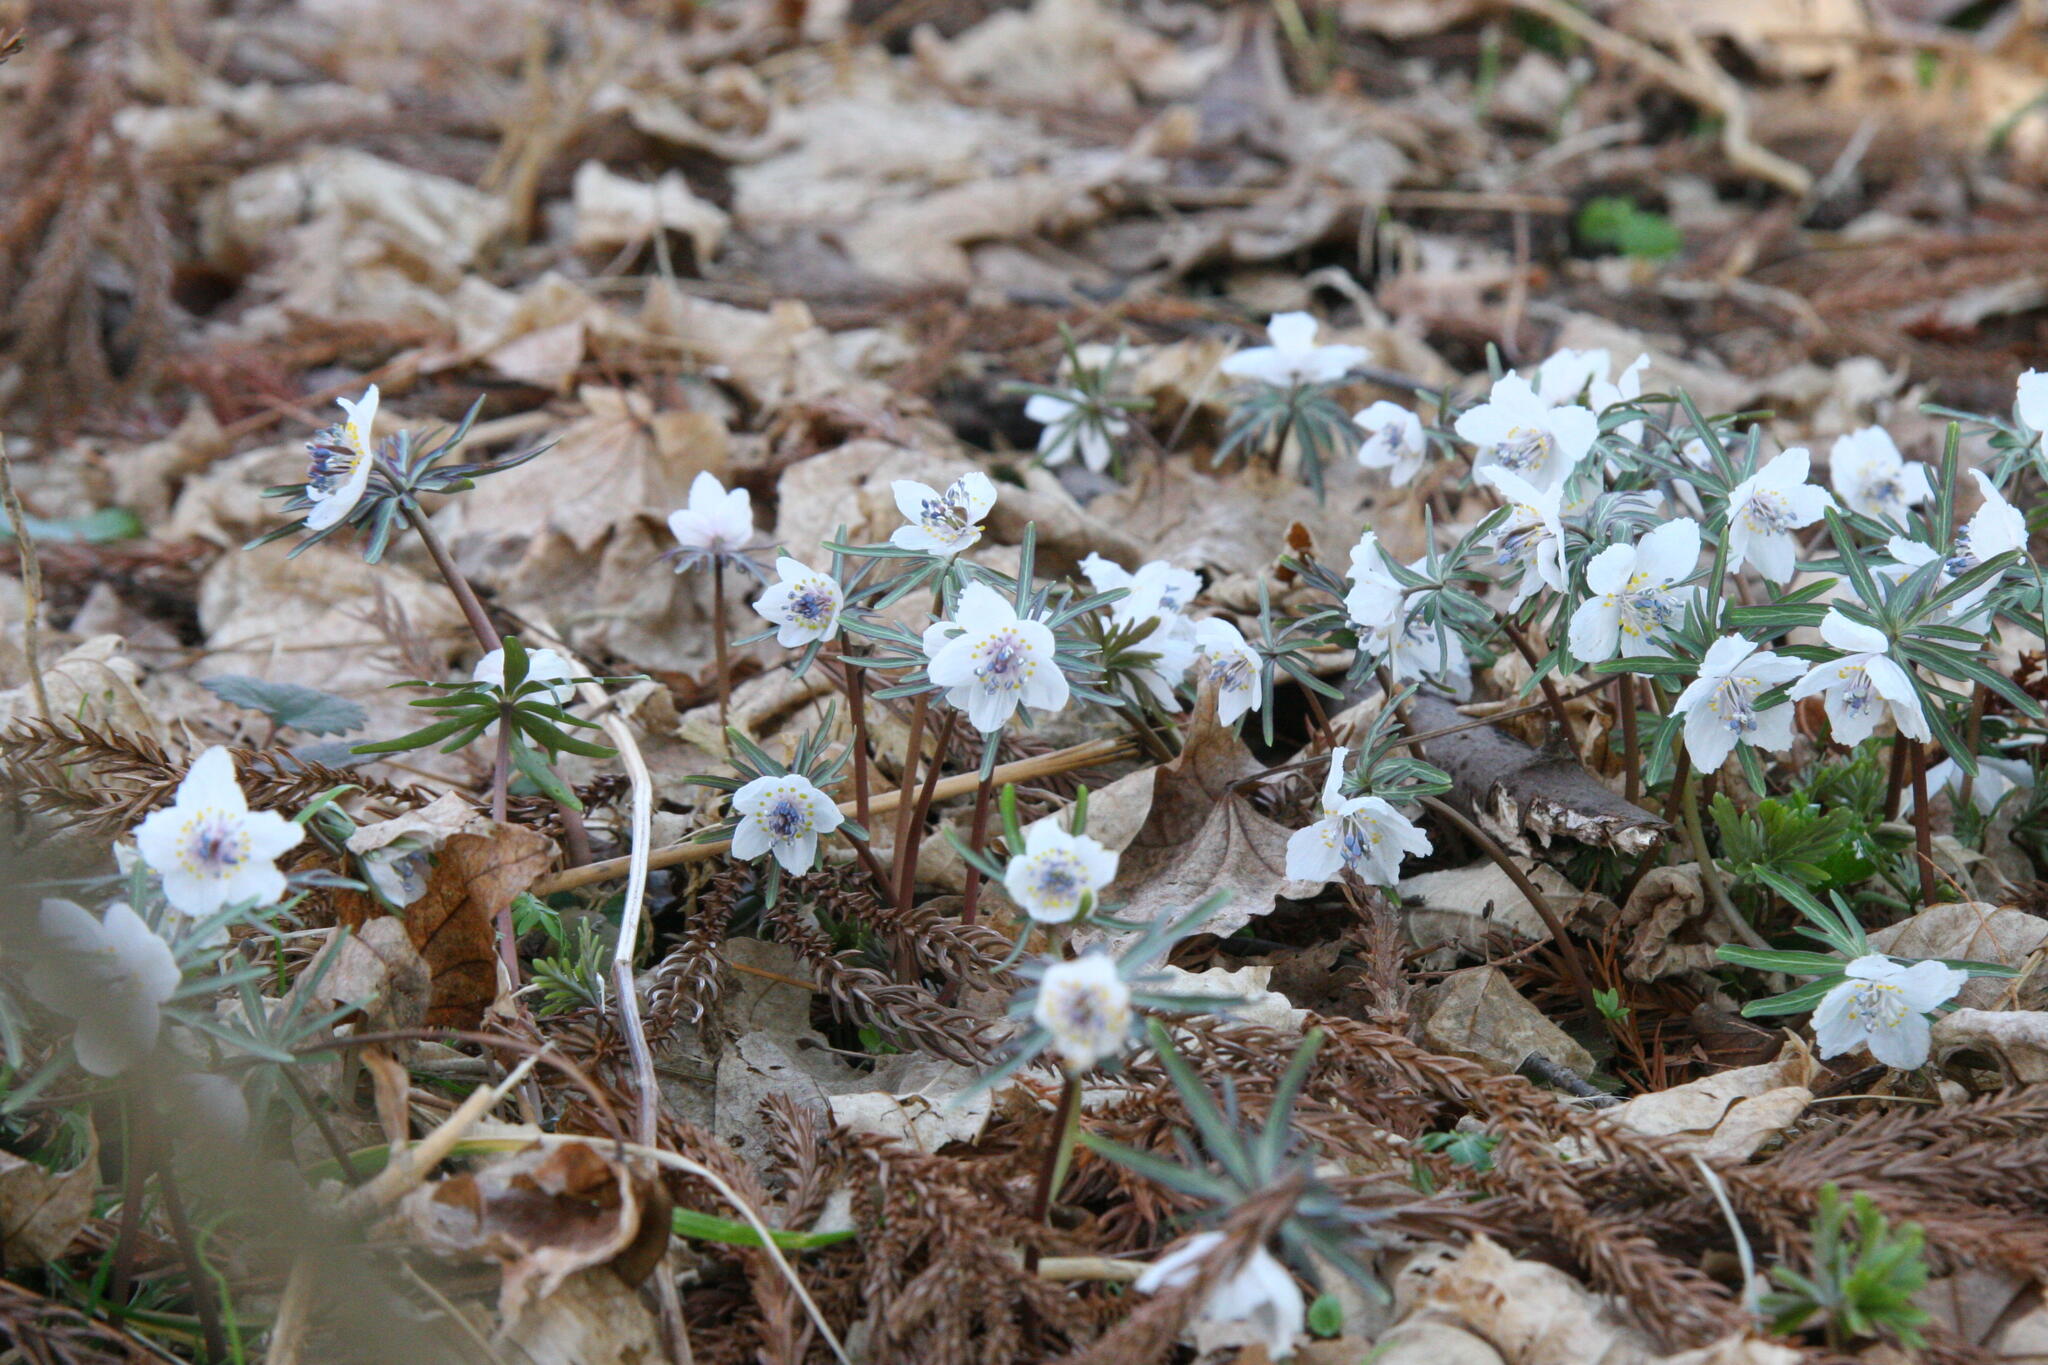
<box><xmin>889</xmin><ymin>472</ymin><xmax>997</xmax><ymax>557</ymax></box>
<box><xmin>1951</xmin><ymin>469</ymin><xmax>2028</xmax><ymax>577</ymax></box>
<box><xmin>1032</xmin><ymin>952</ymin><xmax>1134</xmax><ymax>1072</ymax></box>
<box><xmin>729</xmin><ymin>773</ymin><xmax>844</xmax><ymax>875</ymax></box>
<box><xmin>1284</xmin><ymin>746</ymin><xmax>1432</xmax><ymax>887</ymax></box>
<box><xmin>1134</xmin><ymin>1232</ymin><xmax>1306</xmax><ymax>1364</ymax></box>
<box><xmin>1025</xmin><ymin>391</ymin><xmax>1128</xmax><ymax>472</ymax></box>
<box><xmin>303</xmin><ymin>386</ymin><xmax>380</xmax><ymax>531</ymax></box>
<box><xmin>1192</xmin><ymin>617</ymin><xmax>1262</xmax><ymax>725</ymax></box>
<box><xmin>134</xmin><ymin>746</ymin><xmax>304</xmax><ymax>920</ymax></box>
<box><xmin>1910</xmin><ymin>755</ymin><xmax>2037</xmax><ymax>816</ymax></box>
<box><xmin>1725</xmin><ymin>448</ymin><xmax>1832</xmax><ymax>584</ymax></box>
<box><xmin>1353</xmin><ymin>401</ymin><xmax>1427</xmax><ymax>485</ymax></box>
<box><xmin>1812</xmin><ymin>955</ymin><xmax>1966</xmax><ymax>1070</ymax></box>
<box><xmin>2018</xmin><ymin>369</ymin><xmax>2048</xmax><ymax>434</ymax></box>
<box><xmin>1003</xmin><ymin>819</ymin><xmax>1119</xmax><ymax>924</ymax></box>
<box><xmin>667</xmin><ymin>470</ymin><xmax>754</xmax><ymax>561</ymax></box>
<box><xmin>474</xmin><ymin>646</ymin><xmax>577</xmax><ymax>707</ymax></box>
<box><xmin>1342</xmin><ymin>532</ymin><xmax>1403</xmax><ymax>640</ymax></box>
<box><xmin>1342</xmin><ymin>536</ymin><xmax>1468</xmax><ymax>696</ymax></box>
<box><xmin>1082</xmin><ymin>554</ymin><xmax>1203</xmax><ymax>620</ymax></box>
<box><xmin>923</xmin><ymin>583</ymin><xmax>1069</xmax><ymax>733</ymax></box>
<box><xmin>1674</xmin><ymin>635</ymin><xmax>1805</xmax><ymax>773</ymax></box>
<box><xmin>1454</xmin><ymin>373</ymin><xmax>1597</xmax><ymax>493</ymax></box>
<box><xmin>1788</xmin><ymin>609</ymin><xmax>1929</xmax><ymax>749</ymax></box>
<box><xmin>753</xmin><ymin>556</ymin><xmax>844</xmax><ymax>648</ymax></box>
<box><xmin>1568</xmin><ymin>519</ymin><xmax>1699</xmax><ymax>662</ymax></box>
<box><xmin>1220</xmin><ymin>312</ymin><xmax>1366</xmax><ymax>389</ymax></box>
<box><xmin>1476</xmin><ymin>466</ymin><xmax>1568</xmax><ymax>608</ymax></box>
<box><xmin>1828</xmin><ymin>428</ymin><xmax>1930</xmax><ymax>525</ymax></box>
<box><xmin>1587</xmin><ymin>353</ymin><xmax>1649</xmax><ymax>437</ymax></box>
<box><xmin>31</xmin><ymin>900</ymin><xmax>180</xmax><ymax>1076</ymax></box>
<box><xmin>1533</xmin><ymin>347</ymin><xmax>1611</xmax><ymax>406</ymax></box>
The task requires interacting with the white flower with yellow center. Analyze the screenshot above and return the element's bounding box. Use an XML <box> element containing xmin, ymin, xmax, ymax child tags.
<box><xmin>1134</xmin><ymin>1232</ymin><xmax>1306</xmax><ymax>1364</ymax></box>
<box><xmin>1192</xmin><ymin>617</ymin><xmax>1262</xmax><ymax>725</ymax></box>
<box><xmin>753</xmin><ymin>556</ymin><xmax>844</xmax><ymax>648</ymax></box>
<box><xmin>1828</xmin><ymin>428</ymin><xmax>1930</xmax><ymax>525</ymax></box>
<box><xmin>923</xmin><ymin>583</ymin><xmax>1068</xmax><ymax>733</ymax></box>
<box><xmin>1674</xmin><ymin>635</ymin><xmax>1804</xmax><ymax>773</ymax></box>
<box><xmin>1788</xmin><ymin>609</ymin><xmax>1928</xmax><ymax>748</ymax></box>
<box><xmin>1812</xmin><ymin>955</ymin><xmax>1966</xmax><ymax>1070</ymax></box>
<box><xmin>1568</xmin><ymin>519</ymin><xmax>1699</xmax><ymax>662</ymax></box>
<box><xmin>1031</xmin><ymin>952</ymin><xmax>1134</xmax><ymax>1072</ymax></box>
<box><xmin>133</xmin><ymin>746</ymin><xmax>304</xmax><ymax>919</ymax></box>
<box><xmin>730</xmin><ymin>773</ymin><xmax>843</xmax><ymax>875</ymax></box>
<box><xmin>31</xmin><ymin>899</ymin><xmax>181</xmax><ymax>1077</ymax></box>
<box><xmin>1454</xmin><ymin>372</ymin><xmax>1597</xmax><ymax>492</ymax></box>
<box><xmin>303</xmin><ymin>385</ymin><xmax>380</xmax><ymax>531</ymax></box>
<box><xmin>1004</xmin><ymin>820</ymin><xmax>1118</xmax><ymax>924</ymax></box>
<box><xmin>1477</xmin><ymin>466</ymin><xmax>1567</xmax><ymax>608</ymax></box>
<box><xmin>1725</xmin><ymin>448</ymin><xmax>1832</xmax><ymax>584</ymax></box>
<box><xmin>890</xmin><ymin>472</ymin><xmax>997</xmax><ymax>556</ymax></box>
<box><xmin>1220</xmin><ymin>312</ymin><xmax>1365</xmax><ymax>389</ymax></box>
<box><xmin>1353</xmin><ymin>401</ymin><xmax>1426</xmax><ymax>485</ymax></box>
<box><xmin>1284</xmin><ymin>746</ymin><xmax>1432</xmax><ymax>887</ymax></box>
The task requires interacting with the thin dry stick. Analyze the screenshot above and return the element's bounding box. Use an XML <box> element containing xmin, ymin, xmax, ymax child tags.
<box><xmin>891</xmin><ymin>693</ymin><xmax>931</xmax><ymax>905</ymax></box>
<box><xmin>1618</xmin><ymin>676</ymin><xmax>1641</xmax><ymax>805</ymax></box>
<box><xmin>898</xmin><ymin>709</ymin><xmax>959</xmax><ymax>911</ymax></box>
<box><xmin>1911</xmin><ymin>739</ymin><xmax>1938</xmax><ymax>906</ymax></box>
<box><xmin>711</xmin><ymin>557</ymin><xmax>731</xmax><ymax>736</ymax></box>
<box><xmin>0</xmin><ymin>435</ymin><xmax>49</xmax><ymax>722</ymax></box>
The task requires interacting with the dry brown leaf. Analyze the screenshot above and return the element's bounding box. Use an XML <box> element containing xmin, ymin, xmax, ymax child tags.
<box><xmin>0</xmin><ymin>1127</ymin><xmax>96</xmax><ymax>1269</ymax></box>
<box><xmin>0</xmin><ymin>636</ymin><xmax>161</xmax><ymax>739</ymax></box>
<box><xmin>1602</xmin><ymin>1046</ymin><xmax>1815</xmax><ymax>1161</ymax></box>
<box><xmin>1869</xmin><ymin>902</ymin><xmax>2048</xmax><ymax>1009</ymax></box>
<box><xmin>1932</xmin><ymin>1009</ymin><xmax>2048</xmax><ymax>1084</ymax></box>
<box><xmin>1419</xmin><ymin>966</ymin><xmax>1595</xmax><ymax>1077</ymax></box>
<box><xmin>496</xmin><ymin>1266</ymin><xmax>666</xmax><ymax>1365</ymax></box>
<box><xmin>1615</xmin><ymin>864</ymin><xmax>1726</xmax><ymax>982</ymax></box>
<box><xmin>312</xmin><ymin>917</ymin><xmax>432</xmax><ymax>1035</ymax></box>
<box><xmin>1401</xmin><ymin>859</ymin><xmax>1614</xmax><ymax>956</ymax></box>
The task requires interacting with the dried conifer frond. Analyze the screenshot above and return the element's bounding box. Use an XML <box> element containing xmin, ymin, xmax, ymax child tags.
<box><xmin>646</xmin><ymin>879</ymin><xmax>734</xmax><ymax>1040</ymax></box>
<box><xmin>0</xmin><ymin>1275</ymin><xmax>183</xmax><ymax>1364</ymax></box>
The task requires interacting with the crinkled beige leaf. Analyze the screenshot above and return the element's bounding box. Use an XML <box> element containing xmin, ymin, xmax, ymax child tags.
<box><xmin>1615</xmin><ymin>863</ymin><xmax>1727</xmax><ymax>982</ymax></box>
<box><xmin>0</xmin><ymin>1125</ymin><xmax>96</xmax><ymax>1267</ymax></box>
<box><xmin>1869</xmin><ymin>902</ymin><xmax>2048</xmax><ymax>1009</ymax></box>
<box><xmin>496</xmin><ymin>1267</ymin><xmax>665</xmax><ymax>1365</ymax></box>
<box><xmin>0</xmin><ymin>636</ymin><xmax>162</xmax><ymax>739</ymax></box>
<box><xmin>1933</xmin><ymin>1009</ymin><xmax>2048</xmax><ymax>1084</ymax></box>
<box><xmin>1603</xmin><ymin>1046</ymin><xmax>1815</xmax><ymax>1161</ymax></box>
<box><xmin>571</xmin><ymin>160</ymin><xmax>729</xmax><ymax>264</ymax></box>
<box><xmin>1420</xmin><ymin>966</ymin><xmax>1595</xmax><ymax>1077</ymax></box>
<box><xmin>1401</xmin><ymin>859</ymin><xmax>1614</xmax><ymax>954</ymax></box>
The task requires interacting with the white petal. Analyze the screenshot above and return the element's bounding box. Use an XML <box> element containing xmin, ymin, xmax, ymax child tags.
<box><xmin>1809</xmin><ymin>979</ymin><xmax>1864</xmax><ymax>1059</ymax></box>
<box><xmin>730</xmin><ymin>817</ymin><xmax>774</xmax><ymax>861</ymax></box>
<box><xmin>1819</xmin><ymin>608</ymin><xmax>1888</xmax><ymax>655</ymax></box>
<box><xmin>1890</xmin><ymin>958</ymin><xmax>1968</xmax><ymax>1013</ymax></box>
<box><xmin>1865</xmin><ymin>1011</ymin><xmax>1932</xmax><ymax>1070</ymax></box>
<box><xmin>1266</xmin><ymin>311</ymin><xmax>1319</xmax><ymax>352</ymax></box>
<box><xmin>1567</xmin><ymin>599</ymin><xmax>1621</xmax><ymax>663</ymax></box>
<box><xmin>1633</xmin><ymin>519</ymin><xmax>1701</xmax><ymax>586</ymax></box>
<box><xmin>1285</xmin><ymin>822</ymin><xmax>1345</xmax><ymax>883</ymax></box>
<box><xmin>1683</xmin><ymin>701</ymin><xmax>1738</xmax><ymax>773</ymax></box>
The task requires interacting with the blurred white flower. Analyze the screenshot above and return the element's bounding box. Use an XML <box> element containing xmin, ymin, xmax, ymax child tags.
<box><xmin>1812</xmin><ymin>955</ymin><xmax>1966</xmax><ymax>1070</ymax></box>
<box><xmin>1025</xmin><ymin>390</ymin><xmax>1128</xmax><ymax>472</ymax></box>
<box><xmin>1353</xmin><ymin>401</ymin><xmax>1426</xmax><ymax>485</ymax></box>
<box><xmin>1134</xmin><ymin>1231</ymin><xmax>1305</xmax><ymax>1363</ymax></box>
<box><xmin>1726</xmin><ymin>448</ymin><xmax>1831</xmax><ymax>584</ymax></box>
<box><xmin>1828</xmin><ymin>428</ymin><xmax>1930</xmax><ymax>525</ymax></box>
<box><xmin>1910</xmin><ymin>755</ymin><xmax>2036</xmax><ymax>815</ymax></box>
<box><xmin>133</xmin><ymin>747</ymin><xmax>303</xmax><ymax>920</ymax></box>
<box><xmin>1032</xmin><ymin>952</ymin><xmax>1133</xmax><ymax>1072</ymax></box>
<box><xmin>1950</xmin><ymin>469</ymin><xmax>2028</xmax><ymax>578</ymax></box>
<box><xmin>32</xmin><ymin>900</ymin><xmax>180</xmax><ymax>1076</ymax></box>
<box><xmin>923</xmin><ymin>583</ymin><xmax>1069</xmax><ymax>733</ymax></box>
<box><xmin>1789</xmin><ymin>609</ymin><xmax>1928</xmax><ymax>748</ymax></box>
<box><xmin>730</xmin><ymin>773</ymin><xmax>843</xmax><ymax>875</ymax></box>
<box><xmin>1082</xmin><ymin>554</ymin><xmax>1203</xmax><ymax>621</ymax></box>
<box><xmin>1476</xmin><ymin>466</ymin><xmax>1567</xmax><ymax>608</ymax></box>
<box><xmin>1454</xmin><ymin>373</ymin><xmax>1597</xmax><ymax>492</ymax></box>
<box><xmin>1192</xmin><ymin>617</ymin><xmax>1262</xmax><ymax>725</ymax></box>
<box><xmin>1284</xmin><ymin>746</ymin><xmax>1432</xmax><ymax>887</ymax></box>
<box><xmin>890</xmin><ymin>472</ymin><xmax>997</xmax><ymax>556</ymax></box>
<box><xmin>474</xmin><ymin>646</ymin><xmax>576</xmax><ymax>706</ymax></box>
<box><xmin>1674</xmin><ymin>635</ymin><xmax>1804</xmax><ymax>772</ymax></box>
<box><xmin>1220</xmin><ymin>312</ymin><xmax>1365</xmax><ymax>388</ymax></box>
<box><xmin>1533</xmin><ymin>347</ymin><xmax>1610</xmax><ymax>406</ymax></box>
<box><xmin>303</xmin><ymin>386</ymin><xmax>380</xmax><ymax>532</ymax></box>
<box><xmin>753</xmin><ymin>556</ymin><xmax>844</xmax><ymax>648</ymax></box>
<box><xmin>667</xmin><ymin>470</ymin><xmax>754</xmax><ymax>562</ymax></box>
<box><xmin>1568</xmin><ymin>519</ymin><xmax>1699</xmax><ymax>662</ymax></box>
<box><xmin>2017</xmin><ymin>369</ymin><xmax>2048</xmax><ymax>434</ymax></box>
<box><xmin>1004</xmin><ymin>820</ymin><xmax>1118</xmax><ymax>924</ymax></box>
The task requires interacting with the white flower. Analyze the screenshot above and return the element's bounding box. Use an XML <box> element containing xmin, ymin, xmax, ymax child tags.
<box><xmin>303</xmin><ymin>385</ymin><xmax>380</xmax><ymax>531</ymax></box>
<box><xmin>1025</xmin><ymin>391</ymin><xmax>1127</xmax><ymax>472</ymax></box>
<box><xmin>1192</xmin><ymin>617</ymin><xmax>1262</xmax><ymax>725</ymax></box>
<box><xmin>753</xmin><ymin>556</ymin><xmax>844</xmax><ymax>649</ymax></box>
<box><xmin>1454</xmin><ymin>373</ymin><xmax>1597</xmax><ymax>492</ymax></box>
<box><xmin>1587</xmin><ymin>353</ymin><xmax>1649</xmax><ymax>425</ymax></box>
<box><xmin>1284</xmin><ymin>746</ymin><xmax>1432</xmax><ymax>887</ymax></box>
<box><xmin>1568</xmin><ymin>519</ymin><xmax>1699</xmax><ymax>662</ymax></box>
<box><xmin>1353</xmin><ymin>401</ymin><xmax>1427</xmax><ymax>485</ymax></box>
<box><xmin>1003</xmin><ymin>820</ymin><xmax>1119</xmax><ymax>923</ymax></box>
<box><xmin>1081</xmin><ymin>554</ymin><xmax>1203</xmax><ymax>621</ymax></box>
<box><xmin>1220</xmin><ymin>312</ymin><xmax>1365</xmax><ymax>388</ymax></box>
<box><xmin>730</xmin><ymin>773</ymin><xmax>844</xmax><ymax>875</ymax></box>
<box><xmin>667</xmin><ymin>470</ymin><xmax>754</xmax><ymax>560</ymax></box>
<box><xmin>923</xmin><ymin>582</ymin><xmax>1069</xmax><ymax>733</ymax></box>
<box><xmin>1533</xmin><ymin>347</ymin><xmax>1610</xmax><ymax>406</ymax></box>
<box><xmin>32</xmin><ymin>900</ymin><xmax>180</xmax><ymax>1076</ymax></box>
<box><xmin>1950</xmin><ymin>469</ymin><xmax>2028</xmax><ymax>578</ymax></box>
<box><xmin>1385</xmin><ymin>598</ymin><xmax>1472</xmax><ymax>699</ymax></box>
<box><xmin>890</xmin><ymin>472</ymin><xmax>997</xmax><ymax>556</ymax></box>
<box><xmin>1032</xmin><ymin>952</ymin><xmax>1134</xmax><ymax>1072</ymax></box>
<box><xmin>1134</xmin><ymin>1231</ymin><xmax>1306</xmax><ymax>1363</ymax></box>
<box><xmin>1725</xmin><ymin>448</ymin><xmax>1832</xmax><ymax>584</ymax></box>
<box><xmin>1674</xmin><ymin>635</ymin><xmax>1805</xmax><ymax>773</ymax></box>
<box><xmin>474</xmin><ymin>646</ymin><xmax>576</xmax><ymax>707</ymax></box>
<box><xmin>1788</xmin><ymin>609</ymin><xmax>1928</xmax><ymax>748</ymax></box>
<box><xmin>133</xmin><ymin>746</ymin><xmax>304</xmax><ymax>920</ymax></box>
<box><xmin>1812</xmin><ymin>954</ymin><xmax>1966</xmax><ymax>1070</ymax></box>
<box><xmin>1341</xmin><ymin>531</ymin><xmax>1403</xmax><ymax>640</ymax></box>
<box><xmin>1910</xmin><ymin>756</ymin><xmax>2036</xmax><ymax>816</ymax></box>
<box><xmin>1828</xmin><ymin>428</ymin><xmax>1930</xmax><ymax>525</ymax></box>
<box><xmin>2018</xmin><ymin>369</ymin><xmax>2048</xmax><ymax>434</ymax></box>
<box><xmin>1476</xmin><ymin>466</ymin><xmax>1567</xmax><ymax>608</ymax></box>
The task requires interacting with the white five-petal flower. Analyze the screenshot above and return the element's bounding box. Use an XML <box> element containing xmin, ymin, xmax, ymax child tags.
<box><xmin>1476</xmin><ymin>466</ymin><xmax>1568</xmax><ymax>608</ymax></box>
<box><xmin>133</xmin><ymin>746</ymin><xmax>304</xmax><ymax>920</ymax></box>
<box><xmin>1284</xmin><ymin>746</ymin><xmax>1432</xmax><ymax>887</ymax></box>
<box><xmin>1353</xmin><ymin>401</ymin><xmax>1427</xmax><ymax>485</ymax></box>
<box><xmin>1220</xmin><ymin>312</ymin><xmax>1365</xmax><ymax>389</ymax></box>
<box><xmin>303</xmin><ymin>385</ymin><xmax>380</xmax><ymax>531</ymax></box>
<box><xmin>753</xmin><ymin>556</ymin><xmax>844</xmax><ymax>649</ymax></box>
<box><xmin>1032</xmin><ymin>952</ymin><xmax>1134</xmax><ymax>1072</ymax></box>
<box><xmin>1083</xmin><ymin>554</ymin><xmax>1203</xmax><ymax>708</ymax></box>
<box><xmin>1828</xmin><ymin>428</ymin><xmax>1930</xmax><ymax>525</ymax></box>
<box><xmin>1725</xmin><ymin>448</ymin><xmax>1832</xmax><ymax>584</ymax></box>
<box><xmin>729</xmin><ymin>773</ymin><xmax>844</xmax><ymax>875</ymax></box>
<box><xmin>1134</xmin><ymin>1232</ymin><xmax>1305</xmax><ymax>1364</ymax></box>
<box><xmin>1674</xmin><ymin>635</ymin><xmax>1805</xmax><ymax>773</ymax></box>
<box><xmin>31</xmin><ymin>900</ymin><xmax>181</xmax><ymax>1076</ymax></box>
<box><xmin>2017</xmin><ymin>369</ymin><xmax>2048</xmax><ymax>434</ymax></box>
<box><xmin>1004</xmin><ymin>820</ymin><xmax>1119</xmax><ymax>924</ymax></box>
<box><xmin>1192</xmin><ymin>617</ymin><xmax>1262</xmax><ymax>725</ymax></box>
<box><xmin>667</xmin><ymin>470</ymin><xmax>754</xmax><ymax>560</ymax></box>
<box><xmin>1811</xmin><ymin>954</ymin><xmax>1966</xmax><ymax>1070</ymax></box>
<box><xmin>890</xmin><ymin>473</ymin><xmax>997</xmax><ymax>556</ymax></box>
<box><xmin>1025</xmin><ymin>391</ymin><xmax>1128</xmax><ymax>472</ymax></box>
<box><xmin>1568</xmin><ymin>519</ymin><xmax>1699</xmax><ymax>662</ymax></box>
<box><xmin>1950</xmin><ymin>469</ymin><xmax>2028</xmax><ymax>578</ymax></box>
<box><xmin>924</xmin><ymin>583</ymin><xmax>1069</xmax><ymax>733</ymax></box>
<box><xmin>1788</xmin><ymin>609</ymin><xmax>1929</xmax><ymax>748</ymax></box>
<box><xmin>1454</xmin><ymin>372</ymin><xmax>1598</xmax><ymax>492</ymax></box>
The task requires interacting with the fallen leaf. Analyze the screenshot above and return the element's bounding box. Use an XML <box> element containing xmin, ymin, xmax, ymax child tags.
<box><xmin>1932</xmin><ymin>1009</ymin><xmax>2048</xmax><ymax>1084</ymax></box>
<box><xmin>0</xmin><ymin>1127</ymin><xmax>96</xmax><ymax>1269</ymax></box>
<box><xmin>1401</xmin><ymin>859</ymin><xmax>1614</xmax><ymax>956</ymax></box>
<box><xmin>497</xmin><ymin>1266</ymin><xmax>666</xmax><ymax>1365</ymax></box>
<box><xmin>311</xmin><ymin>916</ymin><xmax>431</xmax><ymax>1035</ymax></box>
<box><xmin>1420</xmin><ymin>966</ymin><xmax>1595</xmax><ymax>1077</ymax></box>
<box><xmin>1869</xmin><ymin>902</ymin><xmax>2047</xmax><ymax>1009</ymax></box>
<box><xmin>1603</xmin><ymin>1046</ymin><xmax>1816</xmax><ymax>1161</ymax></box>
<box><xmin>1615</xmin><ymin>864</ymin><xmax>1727</xmax><ymax>982</ymax></box>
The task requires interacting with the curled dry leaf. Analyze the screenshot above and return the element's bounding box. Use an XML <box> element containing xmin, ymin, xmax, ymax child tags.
<box><xmin>311</xmin><ymin>916</ymin><xmax>431</xmax><ymax>1035</ymax></box>
<box><xmin>1601</xmin><ymin>1046</ymin><xmax>1816</xmax><ymax>1162</ymax></box>
<box><xmin>1868</xmin><ymin>902</ymin><xmax>2048</xmax><ymax>1009</ymax></box>
<box><xmin>1420</xmin><ymin>966</ymin><xmax>1595</xmax><ymax>1077</ymax></box>
<box><xmin>1401</xmin><ymin>859</ymin><xmax>1614</xmax><ymax>958</ymax></box>
<box><xmin>1932</xmin><ymin>1009</ymin><xmax>2048</xmax><ymax>1085</ymax></box>
<box><xmin>1615</xmin><ymin>864</ymin><xmax>1726</xmax><ymax>982</ymax></box>
<box><xmin>0</xmin><ymin>1126</ymin><xmax>96</xmax><ymax>1269</ymax></box>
